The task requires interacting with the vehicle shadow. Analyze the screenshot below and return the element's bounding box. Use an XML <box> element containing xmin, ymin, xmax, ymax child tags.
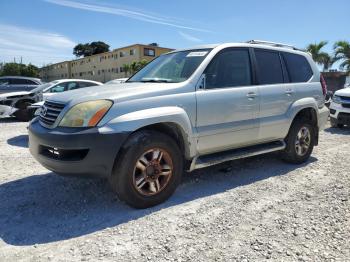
<box><xmin>0</xmin><ymin>153</ymin><xmax>317</xmax><ymax>246</ymax></box>
<box><xmin>7</xmin><ymin>135</ymin><xmax>29</xmax><ymax>148</ymax></box>
<box><xmin>0</xmin><ymin>117</ymin><xmax>18</xmax><ymax>123</ymax></box>
<box><xmin>324</xmin><ymin>126</ymin><xmax>350</xmax><ymax>134</ymax></box>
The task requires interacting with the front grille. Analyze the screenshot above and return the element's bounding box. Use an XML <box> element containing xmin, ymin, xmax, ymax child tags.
<box><xmin>39</xmin><ymin>100</ymin><xmax>65</xmax><ymax>127</ymax></box>
<box><xmin>340</xmin><ymin>96</ymin><xmax>350</xmax><ymax>102</ymax></box>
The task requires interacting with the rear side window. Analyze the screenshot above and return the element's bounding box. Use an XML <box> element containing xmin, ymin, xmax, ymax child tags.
<box><xmin>79</xmin><ymin>82</ymin><xmax>97</xmax><ymax>88</ymax></box>
<box><xmin>255</xmin><ymin>49</ymin><xmax>284</xmax><ymax>85</ymax></box>
<box><xmin>282</xmin><ymin>53</ymin><xmax>313</xmax><ymax>82</ymax></box>
<box><xmin>205</xmin><ymin>49</ymin><xmax>252</xmax><ymax>89</ymax></box>
<box><xmin>0</xmin><ymin>78</ymin><xmax>9</xmax><ymax>85</ymax></box>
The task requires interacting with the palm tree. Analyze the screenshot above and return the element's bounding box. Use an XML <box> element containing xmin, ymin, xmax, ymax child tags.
<box><xmin>122</xmin><ymin>64</ymin><xmax>130</xmax><ymax>77</ymax></box>
<box><xmin>306</xmin><ymin>41</ymin><xmax>332</xmax><ymax>70</ymax></box>
<box><xmin>333</xmin><ymin>41</ymin><xmax>350</xmax><ymax>73</ymax></box>
<box><xmin>130</xmin><ymin>61</ymin><xmax>139</xmax><ymax>75</ymax></box>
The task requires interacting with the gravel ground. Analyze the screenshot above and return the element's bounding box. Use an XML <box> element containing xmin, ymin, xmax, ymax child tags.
<box><xmin>0</xmin><ymin>118</ymin><xmax>349</xmax><ymax>262</ymax></box>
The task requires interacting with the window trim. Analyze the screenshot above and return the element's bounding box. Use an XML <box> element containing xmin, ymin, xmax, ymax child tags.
<box><xmin>281</xmin><ymin>52</ymin><xmax>313</xmax><ymax>83</ymax></box>
<box><xmin>202</xmin><ymin>47</ymin><xmax>254</xmax><ymax>90</ymax></box>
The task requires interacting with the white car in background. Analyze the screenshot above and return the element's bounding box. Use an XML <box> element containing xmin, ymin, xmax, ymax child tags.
<box><xmin>0</xmin><ymin>79</ymin><xmax>102</xmax><ymax>121</ymax></box>
<box><xmin>330</xmin><ymin>87</ymin><xmax>350</xmax><ymax>128</ymax></box>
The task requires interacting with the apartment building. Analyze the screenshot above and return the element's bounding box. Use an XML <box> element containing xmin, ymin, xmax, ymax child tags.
<box><xmin>40</xmin><ymin>44</ymin><xmax>173</xmax><ymax>82</ymax></box>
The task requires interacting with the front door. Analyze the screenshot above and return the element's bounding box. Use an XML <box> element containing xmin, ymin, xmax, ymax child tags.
<box><xmin>196</xmin><ymin>48</ymin><xmax>260</xmax><ymax>155</ymax></box>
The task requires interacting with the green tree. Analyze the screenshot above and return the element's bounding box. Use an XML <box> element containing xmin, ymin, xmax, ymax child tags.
<box><xmin>306</xmin><ymin>41</ymin><xmax>332</xmax><ymax>71</ymax></box>
<box><xmin>122</xmin><ymin>64</ymin><xmax>131</xmax><ymax>77</ymax></box>
<box><xmin>138</xmin><ymin>59</ymin><xmax>149</xmax><ymax>70</ymax></box>
<box><xmin>333</xmin><ymin>41</ymin><xmax>350</xmax><ymax>73</ymax></box>
<box><xmin>130</xmin><ymin>61</ymin><xmax>139</xmax><ymax>75</ymax></box>
<box><xmin>73</xmin><ymin>41</ymin><xmax>110</xmax><ymax>57</ymax></box>
<box><xmin>0</xmin><ymin>63</ymin><xmax>39</xmax><ymax>77</ymax></box>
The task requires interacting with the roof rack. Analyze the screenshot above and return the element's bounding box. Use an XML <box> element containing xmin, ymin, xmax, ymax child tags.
<box><xmin>246</xmin><ymin>40</ymin><xmax>305</xmax><ymax>52</ymax></box>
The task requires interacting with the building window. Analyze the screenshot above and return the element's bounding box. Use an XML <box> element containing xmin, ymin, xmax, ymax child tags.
<box><xmin>120</xmin><ymin>51</ymin><xmax>125</xmax><ymax>57</ymax></box>
<box><xmin>120</xmin><ymin>67</ymin><xmax>124</xmax><ymax>72</ymax></box>
<box><xmin>114</xmin><ymin>54</ymin><xmax>118</xmax><ymax>59</ymax></box>
<box><xmin>144</xmin><ymin>48</ymin><xmax>155</xmax><ymax>57</ymax></box>
<box><xmin>115</xmin><ymin>68</ymin><xmax>119</xmax><ymax>73</ymax></box>
<box><xmin>98</xmin><ymin>70</ymin><xmax>100</xmax><ymax>75</ymax></box>
<box><xmin>130</xmin><ymin>49</ymin><xmax>135</xmax><ymax>55</ymax></box>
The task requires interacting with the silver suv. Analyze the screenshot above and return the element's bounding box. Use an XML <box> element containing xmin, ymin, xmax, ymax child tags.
<box><xmin>28</xmin><ymin>41</ymin><xmax>329</xmax><ymax>208</ymax></box>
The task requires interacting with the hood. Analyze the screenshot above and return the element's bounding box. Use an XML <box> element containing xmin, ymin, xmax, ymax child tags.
<box><xmin>0</xmin><ymin>91</ymin><xmax>31</xmax><ymax>99</ymax></box>
<box><xmin>335</xmin><ymin>88</ymin><xmax>350</xmax><ymax>97</ymax></box>
<box><xmin>47</xmin><ymin>82</ymin><xmax>185</xmax><ymax>105</ymax></box>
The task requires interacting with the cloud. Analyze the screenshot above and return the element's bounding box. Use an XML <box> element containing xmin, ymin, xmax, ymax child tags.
<box><xmin>178</xmin><ymin>31</ymin><xmax>202</xmax><ymax>43</ymax></box>
<box><xmin>44</xmin><ymin>0</ymin><xmax>210</xmax><ymax>32</ymax></box>
<box><xmin>0</xmin><ymin>24</ymin><xmax>76</xmax><ymax>66</ymax></box>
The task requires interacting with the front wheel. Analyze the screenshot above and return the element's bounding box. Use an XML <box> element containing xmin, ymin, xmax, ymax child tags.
<box><xmin>282</xmin><ymin>119</ymin><xmax>315</xmax><ymax>164</ymax></box>
<box><xmin>109</xmin><ymin>130</ymin><xmax>183</xmax><ymax>208</ymax></box>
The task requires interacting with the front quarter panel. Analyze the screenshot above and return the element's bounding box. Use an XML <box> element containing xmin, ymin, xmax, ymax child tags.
<box><xmin>100</xmin><ymin>106</ymin><xmax>197</xmax><ymax>158</ymax></box>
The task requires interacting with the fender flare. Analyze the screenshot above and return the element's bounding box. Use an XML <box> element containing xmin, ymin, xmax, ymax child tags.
<box><xmin>100</xmin><ymin>106</ymin><xmax>197</xmax><ymax>158</ymax></box>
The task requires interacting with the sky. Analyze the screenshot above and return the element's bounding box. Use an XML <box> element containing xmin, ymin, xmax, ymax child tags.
<box><xmin>0</xmin><ymin>0</ymin><xmax>349</xmax><ymax>67</ymax></box>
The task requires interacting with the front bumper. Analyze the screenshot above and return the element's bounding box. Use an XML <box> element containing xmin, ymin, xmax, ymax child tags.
<box><xmin>28</xmin><ymin>118</ymin><xmax>130</xmax><ymax>177</ymax></box>
<box><xmin>318</xmin><ymin>106</ymin><xmax>329</xmax><ymax>130</ymax></box>
<box><xmin>329</xmin><ymin>102</ymin><xmax>350</xmax><ymax>124</ymax></box>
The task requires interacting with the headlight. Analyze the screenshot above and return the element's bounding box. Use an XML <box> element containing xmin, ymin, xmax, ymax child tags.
<box><xmin>59</xmin><ymin>100</ymin><xmax>113</xmax><ymax>127</ymax></box>
<box><xmin>332</xmin><ymin>95</ymin><xmax>341</xmax><ymax>104</ymax></box>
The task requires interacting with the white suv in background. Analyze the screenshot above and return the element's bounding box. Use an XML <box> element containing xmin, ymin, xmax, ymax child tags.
<box><xmin>330</xmin><ymin>86</ymin><xmax>350</xmax><ymax>128</ymax></box>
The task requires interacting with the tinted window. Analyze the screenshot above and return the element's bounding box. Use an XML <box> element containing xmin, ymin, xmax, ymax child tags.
<box><xmin>282</xmin><ymin>53</ymin><xmax>313</xmax><ymax>82</ymax></box>
<box><xmin>66</xmin><ymin>82</ymin><xmax>79</xmax><ymax>91</ymax></box>
<box><xmin>205</xmin><ymin>49</ymin><xmax>252</xmax><ymax>89</ymax></box>
<box><xmin>0</xmin><ymin>78</ymin><xmax>9</xmax><ymax>85</ymax></box>
<box><xmin>10</xmin><ymin>78</ymin><xmax>28</xmax><ymax>85</ymax></box>
<box><xmin>79</xmin><ymin>82</ymin><xmax>97</xmax><ymax>88</ymax></box>
<box><xmin>255</xmin><ymin>50</ymin><xmax>283</xmax><ymax>85</ymax></box>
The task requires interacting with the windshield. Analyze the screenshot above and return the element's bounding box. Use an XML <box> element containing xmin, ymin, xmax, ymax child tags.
<box><xmin>128</xmin><ymin>49</ymin><xmax>212</xmax><ymax>83</ymax></box>
<box><xmin>30</xmin><ymin>80</ymin><xmax>60</xmax><ymax>93</ymax></box>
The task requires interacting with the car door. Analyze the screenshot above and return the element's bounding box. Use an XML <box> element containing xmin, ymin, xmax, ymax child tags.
<box><xmin>196</xmin><ymin>48</ymin><xmax>260</xmax><ymax>155</ymax></box>
<box><xmin>253</xmin><ymin>48</ymin><xmax>294</xmax><ymax>141</ymax></box>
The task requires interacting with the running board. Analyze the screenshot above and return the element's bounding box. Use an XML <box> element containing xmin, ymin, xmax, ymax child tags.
<box><xmin>189</xmin><ymin>140</ymin><xmax>286</xmax><ymax>171</ymax></box>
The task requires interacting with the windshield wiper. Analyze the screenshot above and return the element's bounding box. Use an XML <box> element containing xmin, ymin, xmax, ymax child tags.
<box><xmin>140</xmin><ymin>78</ymin><xmax>173</xmax><ymax>83</ymax></box>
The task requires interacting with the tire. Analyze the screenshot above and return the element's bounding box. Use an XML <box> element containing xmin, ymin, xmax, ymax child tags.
<box><xmin>109</xmin><ymin>130</ymin><xmax>183</xmax><ymax>208</ymax></box>
<box><xmin>330</xmin><ymin>117</ymin><xmax>343</xmax><ymax>128</ymax></box>
<box><xmin>282</xmin><ymin>118</ymin><xmax>315</xmax><ymax>164</ymax></box>
<box><xmin>13</xmin><ymin>101</ymin><xmax>32</xmax><ymax>121</ymax></box>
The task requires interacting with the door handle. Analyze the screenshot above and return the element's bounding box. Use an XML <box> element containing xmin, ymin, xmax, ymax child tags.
<box><xmin>247</xmin><ymin>92</ymin><xmax>257</xmax><ymax>99</ymax></box>
<box><xmin>285</xmin><ymin>89</ymin><xmax>294</xmax><ymax>95</ymax></box>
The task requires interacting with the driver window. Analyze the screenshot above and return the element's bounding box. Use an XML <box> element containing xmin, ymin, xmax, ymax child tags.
<box><xmin>50</xmin><ymin>83</ymin><xmax>66</xmax><ymax>93</ymax></box>
<box><xmin>66</xmin><ymin>82</ymin><xmax>78</xmax><ymax>91</ymax></box>
<box><xmin>204</xmin><ymin>49</ymin><xmax>252</xmax><ymax>89</ymax></box>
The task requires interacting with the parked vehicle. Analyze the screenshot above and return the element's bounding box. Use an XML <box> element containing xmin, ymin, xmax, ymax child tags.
<box><xmin>0</xmin><ymin>76</ymin><xmax>42</xmax><ymax>94</ymax></box>
<box><xmin>329</xmin><ymin>87</ymin><xmax>350</xmax><ymax>127</ymax></box>
<box><xmin>325</xmin><ymin>90</ymin><xmax>334</xmax><ymax>108</ymax></box>
<box><xmin>28</xmin><ymin>41</ymin><xmax>329</xmax><ymax>208</ymax></box>
<box><xmin>105</xmin><ymin>78</ymin><xmax>128</xmax><ymax>84</ymax></box>
<box><xmin>0</xmin><ymin>79</ymin><xmax>102</xmax><ymax>121</ymax></box>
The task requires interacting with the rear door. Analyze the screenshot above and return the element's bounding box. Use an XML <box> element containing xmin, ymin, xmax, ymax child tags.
<box><xmin>253</xmin><ymin>49</ymin><xmax>293</xmax><ymax>141</ymax></box>
<box><xmin>196</xmin><ymin>48</ymin><xmax>260</xmax><ymax>154</ymax></box>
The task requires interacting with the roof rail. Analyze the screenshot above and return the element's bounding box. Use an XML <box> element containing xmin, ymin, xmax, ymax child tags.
<box><xmin>246</xmin><ymin>40</ymin><xmax>305</xmax><ymax>52</ymax></box>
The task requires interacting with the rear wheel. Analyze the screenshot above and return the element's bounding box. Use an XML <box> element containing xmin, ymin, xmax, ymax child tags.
<box><xmin>109</xmin><ymin>130</ymin><xmax>183</xmax><ymax>208</ymax></box>
<box><xmin>282</xmin><ymin>119</ymin><xmax>315</xmax><ymax>164</ymax></box>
